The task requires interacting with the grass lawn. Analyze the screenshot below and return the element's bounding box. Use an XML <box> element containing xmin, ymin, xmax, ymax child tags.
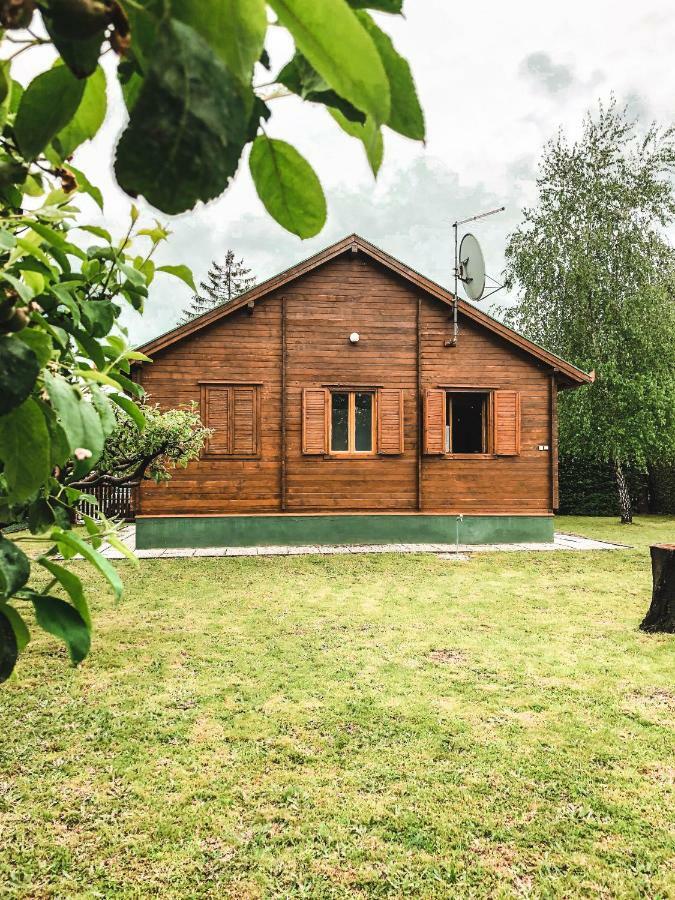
<box><xmin>1</xmin><ymin>516</ymin><xmax>674</xmax><ymax>898</ymax></box>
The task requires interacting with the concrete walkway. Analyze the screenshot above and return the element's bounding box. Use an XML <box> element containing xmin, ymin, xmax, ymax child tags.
<box><xmin>100</xmin><ymin>526</ymin><xmax>628</xmax><ymax>560</ymax></box>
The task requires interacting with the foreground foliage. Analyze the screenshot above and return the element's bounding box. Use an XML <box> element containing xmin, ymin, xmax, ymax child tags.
<box><xmin>0</xmin><ymin>0</ymin><xmax>425</xmax><ymax>236</ymax></box>
<box><xmin>504</xmin><ymin>100</ymin><xmax>675</xmax><ymax>524</ymax></box>
<box><xmin>1</xmin><ymin>517</ymin><xmax>673</xmax><ymax>897</ymax></box>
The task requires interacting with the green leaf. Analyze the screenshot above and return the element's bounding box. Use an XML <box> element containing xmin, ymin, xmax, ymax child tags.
<box><xmin>38</xmin><ymin>558</ymin><xmax>90</xmax><ymax>629</ymax></box>
<box><xmin>43</xmin><ymin>373</ymin><xmax>104</xmax><ymax>467</ymax></box>
<box><xmin>30</xmin><ymin>593</ymin><xmax>91</xmax><ymax>665</ymax></box>
<box><xmin>52</xmin><ymin>530</ymin><xmax>123</xmax><ymax>602</ymax></box>
<box><xmin>105</xmin><ymin>532</ymin><xmax>137</xmax><ymax>563</ymax></box>
<box><xmin>115</xmin><ymin>19</ymin><xmax>253</xmax><ymax>215</ymax></box>
<box><xmin>329</xmin><ymin>108</ymin><xmax>383</xmax><ymax>176</ymax></box>
<box><xmin>17</xmin><ymin>329</ymin><xmax>53</xmax><ymax>368</ymax></box>
<box><xmin>172</xmin><ymin>0</ymin><xmax>267</xmax><ymax>87</ymax></box>
<box><xmin>156</xmin><ymin>264</ymin><xmax>196</xmax><ymax>291</ymax></box>
<box><xmin>0</xmin><ymin>534</ymin><xmax>30</xmax><ymax>598</ymax></box>
<box><xmin>0</xmin><ymin>608</ymin><xmax>18</xmax><ymax>683</ymax></box>
<box><xmin>42</xmin><ymin>5</ymin><xmax>106</xmax><ymax>79</ymax></box>
<box><xmin>267</xmin><ymin>0</ymin><xmax>390</xmax><ymax>125</ymax></box>
<box><xmin>118</xmin><ymin>263</ymin><xmax>145</xmax><ymax>286</ymax></box>
<box><xmin>38</xmin><ymin>400</ymin><xmax>71</xmax><ymax>468</ymax></box>
<box><xmin>1</xmin><ymin>272</ymin><xmax>34</xmax><ymax>304</ymax></box>
<box><xmin>347</xmin><ymin>0</ymin><xmax>403</xmax><ymax>11</ymax></box>
<box><xmin>0</xmin><ymin>229</ymin><xmax>16</xmax><ymax>250</ymax></box>
<box><xmin>90</xmin><ymin>384</ymin><xmax>117</xmax><ymax>437</ymax></box>
<box><xmin>67</xmin><ymin>165</ymin><xmax>104</xmax><ymax>211</ymax></box>
<box><xmin>77</xmin><ymin>224</ymin><xmax>112</xmax><ymax>242</ymax></box>
<box><xmin>277</xmin><ymin>52</ymin><xmax>366</xmax><ymax>123</ymax></box>
<box><xmin>0</xmin><ymin>61</ymin><xmax>12</xmax><ymax>130</ymax></box>
<box><xmin>14</xmin><ymin>65</ymin><xmax>86</xmax><ymax>159</ymax></box>
<box><xmin>0</xmin><ymin>603</ymin><xmax>30</xmax><ymax>652</ymax></box>
<box><xmin>249</xmin><ymin>136</ymin><xmax>326</xmax><ymax>239</ymax></box>
<box><xmin>52</xmin><ymin>67</ymin><xmax>107</xmax><ymax>160</ymax></box>
<box><xmin>354</xmin><ymin>11</ymin><xmax>425</xmax><ymax>141</ymax></box>
<box><xmin>0</xmin><ymin>335</ymin><xmax>40</xmax><ymax>415</ymax></box>
<box><xmin>0</xmin><ymin>398</ymin><xmax>51</xmax><ymax>502</ymax></box>
<box><xmin>80</xmin><ymin>299</ymin><xmax>116</xmax><ymax>337</ymax></box>
<box><xmin>110</xmin><ymin>393</ymin><xmax>146</xmax><ymax>431</ymax></box>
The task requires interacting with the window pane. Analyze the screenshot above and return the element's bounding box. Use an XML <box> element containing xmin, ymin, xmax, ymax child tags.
<box><xmin>354</xmin><ymin>392</ymin><xmax>373</xmax><ymax>452</ymax></box>
<box><xmin>451</xmin><ymin>393</ymin><xmax>485</xmax><ymax>453</ymax></box>
<box><xmin>331</xmin><ymin>392</ymin><xmax>349</xmax><ymax>451</ymax></box>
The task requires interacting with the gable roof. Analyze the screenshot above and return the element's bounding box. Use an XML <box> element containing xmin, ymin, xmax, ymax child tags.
<box><xmin>137</xmin><ymin>234</ymin><xmax>593</xmax><ymax>387</ymax></box>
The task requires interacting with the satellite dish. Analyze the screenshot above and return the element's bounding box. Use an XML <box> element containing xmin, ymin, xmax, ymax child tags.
<box><xmin>458</xmin><ymin>233</ymin><xmax>486</xmax><ymax>301</ymax></box>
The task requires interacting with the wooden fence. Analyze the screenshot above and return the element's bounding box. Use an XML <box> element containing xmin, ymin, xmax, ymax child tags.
<box><xmin>78</xmin><ymin>483</ymin><xmax>139</xmax><ymax>522</ymax></box>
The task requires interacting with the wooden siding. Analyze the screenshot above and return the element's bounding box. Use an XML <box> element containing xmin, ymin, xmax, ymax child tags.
<box><xmin>139</xmin><ymin>252</ymin><xmax>556</xmax><ymax>516</ymax></box>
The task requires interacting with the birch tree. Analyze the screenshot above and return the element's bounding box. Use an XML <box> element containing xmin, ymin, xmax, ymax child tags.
<box><xmin>504</xmin><ymin>100</ymin><xmax>675</xmax><ymax>524</ymax></box>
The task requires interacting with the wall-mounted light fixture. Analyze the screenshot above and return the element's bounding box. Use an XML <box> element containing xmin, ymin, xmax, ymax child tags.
<box><xmin>349</xmin><ymin>332</ymin><xmax>360</xmax><ymax>344</ymax></box>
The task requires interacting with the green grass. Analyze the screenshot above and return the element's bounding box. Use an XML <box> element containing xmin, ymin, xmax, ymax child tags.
<box><xmin>1</xmin><ymin>516</ymin><xmax>674</xmax><ymax>898</ymax></box>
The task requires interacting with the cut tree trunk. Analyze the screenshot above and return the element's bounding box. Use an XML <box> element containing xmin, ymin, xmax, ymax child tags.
<box><xmin>640</xmin><ymin>544</ymin><xmax>675</xmax><ymax>633</ymax></box>
<box><xmin>613</xmin><ymin>461</ymin><xmax>633</xmax><ymax>524</ymax></box>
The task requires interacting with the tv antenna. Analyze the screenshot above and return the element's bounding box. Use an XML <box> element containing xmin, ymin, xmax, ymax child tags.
<box><xmin>447</xmin><ymin>205</ymin><xmax>505</xmax><ymax>346</ymax></box>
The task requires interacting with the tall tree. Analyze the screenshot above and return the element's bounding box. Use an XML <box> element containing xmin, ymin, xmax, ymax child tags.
<box><xmin>179</xmin><ymin>251</ymin><xmax>256</xmax><ymax>324</ymax></box>
<box><xmin>504</xmin><ymin>100</ymin><xmax>675</xmax><ymax>524</ymax></box>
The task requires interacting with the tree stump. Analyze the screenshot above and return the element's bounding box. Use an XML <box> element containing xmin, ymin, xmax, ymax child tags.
<box><xmin>640</xmin><ymin>544</ymin><xmax>675</xmax><ymax>633</ymax></box>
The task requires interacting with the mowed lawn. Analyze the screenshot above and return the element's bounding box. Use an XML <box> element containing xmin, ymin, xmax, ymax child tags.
<box><xmin>1</xmin><ymin>517</ymin><xmax>674</xmax><ymax>898</ymax></box>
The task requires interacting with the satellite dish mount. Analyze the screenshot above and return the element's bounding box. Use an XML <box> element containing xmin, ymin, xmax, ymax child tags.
<box><xmin>448</xmin><ymin>205</ymin><xmax>506</xmax><ymax>347</ymax></box>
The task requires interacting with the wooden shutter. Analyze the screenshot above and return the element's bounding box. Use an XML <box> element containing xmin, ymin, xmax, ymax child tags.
<box><xmin>302</xmin><ymin>388</ymin><xmax>328</xmax><ymax>454</ymax></box>
<box><xmin>205</xmin><ymin>386</ymin><xmax>230</xmax><ymax>454</ymax></box>
<box><xmin>231</xmin><ymin>386</ymin><xmax>257</xmax><ymax>455</ymax></box>
<box><xmin>378</xmin><ymin>389</ymin><xmax>404</xmax><ymax>454</ymax></box>
<box><xmin>494</xmin><ymin>390</ymin><xmax>520</xmax><ymax>455</ymax></box>
<box><xmin>423</xmin><ymin>389</ymin><xmax>445</xmax><ymax>455</ymax></box>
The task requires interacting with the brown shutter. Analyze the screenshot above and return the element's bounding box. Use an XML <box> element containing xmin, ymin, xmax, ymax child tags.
<box><xmin>423</xmin><ymin>389</ymin><xmax>445</xmax><ymax>455</ymax></box>
<box><xmin>378</xmin><ymin>389</ymin><xmax>404</xmax><ymax>454</ymax></box>
<box><xmin>494</xmin><ymin>390</ymin><xmax>520</xmax><ymax>455</ymax></box>
<box><xmin>205</xmin><ymin>386</ymin><xmax>230</xmax><ymax>454</ymax></box>
<box><xmin>231</xmin><ymin>386</ymin><xmax>258</xmax><ymax>455</ymax></box>
<box><xmin>302</xmin><ymin>388</ymin><xmax>328</xmax><ymax>454</ymax></box>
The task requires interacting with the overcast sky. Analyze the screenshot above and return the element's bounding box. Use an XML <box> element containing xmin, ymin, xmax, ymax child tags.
<box><xmin>12</xmin><ymin>0</ymin><xmax>675</xmax><ymax>343</ymax></box>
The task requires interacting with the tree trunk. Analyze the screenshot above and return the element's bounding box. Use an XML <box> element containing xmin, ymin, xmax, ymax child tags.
<box><xmin>640</xmin><ymin>544</ymin><xmax>675</xmax><ymax>633</ymax></box>
<box><xmin>613</xmin><ymin>460</ymin><xmax>633</xmax><ymax>524</ymax></box>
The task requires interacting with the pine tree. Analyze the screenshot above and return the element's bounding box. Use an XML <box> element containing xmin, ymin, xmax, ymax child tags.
<box><xmin>179</xmin><ymin>250</ymin><xmax>256</xmax><ymax>324</ymax></box>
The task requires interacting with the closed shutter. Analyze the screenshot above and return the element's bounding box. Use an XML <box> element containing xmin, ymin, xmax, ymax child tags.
<box><xmin>378</xmin><ymin>389</ymin><xmax>404</xmax><ymax>454</ymax></box>
<box><xmin>302</xmin><ymin>388</ymin><xmax>328</xmax><ymax>454</ymax></box>
<box><xmin>205</xmin><ymin>386</ymin><xmax>230</xmax><ymax>454</ymax></box>
<box><xmin>231</xmin><ymin>386</ymin><xmax>257</xmax><ymax>455</ymax></box>
<box><xmin>494</xmin><ymin>390</ymin><xmax>520</xmax><ymax>455</ymax></box>
<box><xmin>423</xmin><ymin>389</ymin><xmax>445</xmax><ymax>455</ymax></box>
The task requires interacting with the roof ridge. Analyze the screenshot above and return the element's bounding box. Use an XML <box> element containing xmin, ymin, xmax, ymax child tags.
<box><xmin>134</xmin><ymin>233</ymin><xmax>592</xmax><ymax>386</ymax></box>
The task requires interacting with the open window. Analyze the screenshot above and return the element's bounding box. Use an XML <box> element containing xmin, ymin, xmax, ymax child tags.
<box><xmin>446</xmin><ymin>392</ymin><xmax>488</xmax><ymax>454</ymax></box>
<box><xmin>424</xmin><ymin>389</ymin><xmax>520</xmax><ymax>456</ymax></box>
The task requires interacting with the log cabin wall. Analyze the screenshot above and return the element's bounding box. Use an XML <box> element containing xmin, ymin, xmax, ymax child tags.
<box><xmin>419</xmin><ymin>294</ymin><xmax>552</xmax><ymax>513</ymax></box>
<box><xmin>138</xmin><ymin>251</ymin><xmax>554</xmax><ymax>516</ymax></box>
<box><xmin>140</xmin><ymin>294</ymin><xmax>283</xmax><ymax>515</ymax></box>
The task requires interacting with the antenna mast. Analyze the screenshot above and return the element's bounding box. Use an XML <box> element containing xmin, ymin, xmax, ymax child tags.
<box><xmin>449</xmin><ymin>205</ymin><xmax>505</xmax><ymax>346</ymax></box>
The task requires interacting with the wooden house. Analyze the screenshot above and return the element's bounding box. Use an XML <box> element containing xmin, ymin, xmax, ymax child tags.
<box><xmin>132</xmin><ymin>235</ymin><xmax>591</xmax><ymax>548</ymax></box>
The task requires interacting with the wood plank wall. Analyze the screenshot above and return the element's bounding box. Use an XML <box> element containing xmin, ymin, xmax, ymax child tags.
<box><xmin>139</xmin><ymin>252</ymin><xmax>555</xmax><ymax>516</ymax></box>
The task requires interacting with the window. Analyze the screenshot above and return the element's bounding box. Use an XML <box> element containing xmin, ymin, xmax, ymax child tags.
<box><xmin>302</xmin><ymin>387</ymin><xmax>403</xmax><ymax>456</ymax></box>
<box><xmin>200</xmin><ymin>383</ymin><xmax>260</xmax><ymax>458</ymax></box>
<box><xmin>446</xmin><ymin>392</ymin><xmax>488</xmax><ymax>454</ymax></box>
<box><xmin>330</xmin><ymin>391</ymin><xmax>375</xmax><ymax>454</ymax></box>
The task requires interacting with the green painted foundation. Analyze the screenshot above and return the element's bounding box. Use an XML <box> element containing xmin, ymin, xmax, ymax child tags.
<box><xmin>135</xmin><ymin>514</ymin><xmax>554</xmax><ymax>549</ymax></box>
